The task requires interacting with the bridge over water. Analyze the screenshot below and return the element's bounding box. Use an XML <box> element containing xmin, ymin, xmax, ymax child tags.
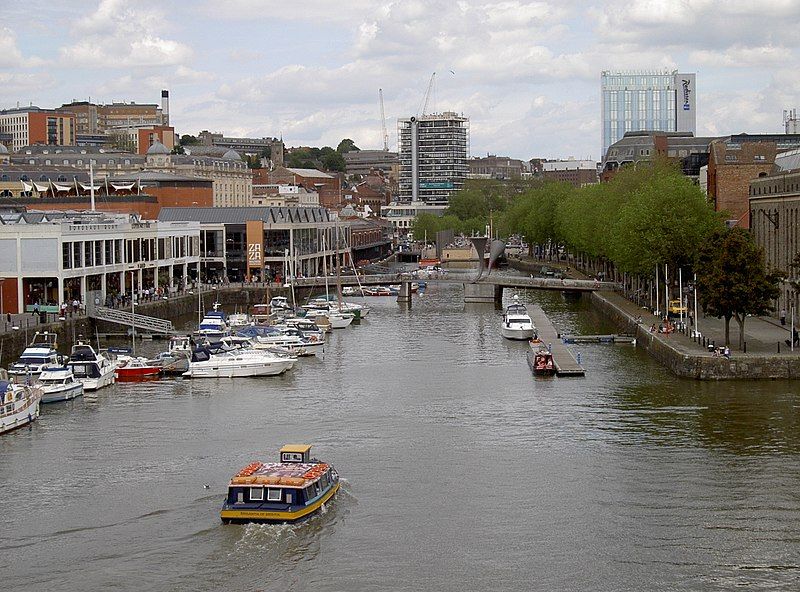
<box><xmin>293</xmin><ymin>273</ymin><xmax>621</xmax><ymax>304</ymax></box>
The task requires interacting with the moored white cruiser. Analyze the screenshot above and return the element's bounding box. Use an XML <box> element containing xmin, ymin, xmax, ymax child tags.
<box><xmin>501</xmin><ymin>297</ymin><xmax>536</xmax><ymax>341</ymax></box>
<box><xmin>0</xmin><ymin>370</ymin><xmax>43</xmax><ymax>434</ymax></box>
<box><xmin>183</xmin><ymin>346</ymin><xmax>295</xmax><ymax>378</ymax></box>
<box><xmin>38</xmin><ymin>367</ymin><xmax>84</xmax><ymax>403</ymax></box>
<box><xmin>66</xmin><ymin>340</ymin><xmax>117</xmax><ymax>391</ymax></box>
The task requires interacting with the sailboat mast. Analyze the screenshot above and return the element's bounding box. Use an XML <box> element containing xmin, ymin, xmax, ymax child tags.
<box><xmin>322</xmin><ymin>233</ymin><xmax>330</xmax><ymax>299</ymax></box>
<box><xmin>335</xmin><ymin>221</ymin><xmax>343</xmax><ymax>310</ymax></box>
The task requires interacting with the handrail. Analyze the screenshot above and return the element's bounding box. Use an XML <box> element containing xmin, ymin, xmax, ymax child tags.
<box><xmin>90</xmin><ymin>306</ymin><xmax>174</xmax><ymax>334</ymax></box>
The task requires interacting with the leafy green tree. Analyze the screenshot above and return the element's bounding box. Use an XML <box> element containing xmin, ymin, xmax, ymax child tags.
<box><xmin>695</xmin><ymin>227</ymin><xmax>783</xmax><ymax>348</ymax></box>
<box><xmin>179</xmin><ymin>134</ymin><xmax>199</xmax><ymax>146</ymax></box>
<box><xmin>411</xmin><ymin>213</ymin><xmax>444</xmax><ymax>240</ymax></box>
<box><xmin>171</xmin><ymin>144</ymin><xmax>185</xmax><ymax>155</ymax></box>
<box><xmin>336</xmin><ymin>139</ymin><xmax>360</xmax><ymax>153</ymax></box>
<box><xmin>322</xmin><ymin>150</ymin><xmax>346</xmax><ymax>172</ymax></box>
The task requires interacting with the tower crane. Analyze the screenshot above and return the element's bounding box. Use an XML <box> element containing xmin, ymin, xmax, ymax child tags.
<box><xmin>418</xmin><ymin>72</ymin><xmax>436</xmax><ymax>117</ymax></box>
<box><xmin>379</xmin><ymin>88</ymin><xmax>389</xmax><ymax>151</ymax></box>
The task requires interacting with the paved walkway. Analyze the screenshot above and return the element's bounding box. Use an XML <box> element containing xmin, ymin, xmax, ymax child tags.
<box><xmin>512</xmin><ymin>256</ymin><xmax>800</xmax><ymax>356</ymax></box>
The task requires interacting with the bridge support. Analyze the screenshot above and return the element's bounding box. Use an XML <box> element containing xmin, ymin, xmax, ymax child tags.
<box><xmin>464</xmin><ymin>282</ymin><xmax>502</xmax><ymax>304</ymax></box>
<box><xmin>396</xmin><ymin>281</ymin><xmax>412</xmax><ymax>305</ymax></box>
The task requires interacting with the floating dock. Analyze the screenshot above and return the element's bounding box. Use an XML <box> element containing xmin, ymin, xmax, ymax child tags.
<box><xmin>561</xmin><ymin>334</ymin><xmax>636</xmax><ymax>344</ymax></box>
<box><xmin>526</xmin><ymin>304</ymin><xmax>585</xmax><ymax>377</ymax></box>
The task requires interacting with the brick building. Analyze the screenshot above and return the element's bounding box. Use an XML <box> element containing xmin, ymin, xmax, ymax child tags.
<box><xmin>0</xmin><ymin>107</ymin><xmax>77</xmax><ymax>151</ymax></box>
<box><xmin>541</xmin><ymin>159</ymin><xmax>598</xmax><ymax>187</ymax></box>
<box><xmin>468</xmin><ymin>155</ymin><xmax>526</xmax><ymax>179</ymax></box>
<box><xmin>749</xmin><ymin>165</ymin><xmax>800</xmax><ymax>317</ymax></box>
<box><xmin>707</xmin><ymin>134</ymin><xmax>800</xmax><ymax>227</ymax></box>
<box><xmin>268</xmin><ymin>166</ymin><xmax>341</xmax><ymax>208</ymax></box>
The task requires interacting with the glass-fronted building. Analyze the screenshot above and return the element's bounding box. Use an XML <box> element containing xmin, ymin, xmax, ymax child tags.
<box><xmin>601</xmin><ymin>70</ymin><xmax>696</xmax><ymax>159</ymax></box>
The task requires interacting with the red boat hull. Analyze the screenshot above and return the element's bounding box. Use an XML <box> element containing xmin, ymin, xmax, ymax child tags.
<box><xmin>115</xmin><ymin>367</ymin><xmax>161</xmax><ymax>380</ymax></box>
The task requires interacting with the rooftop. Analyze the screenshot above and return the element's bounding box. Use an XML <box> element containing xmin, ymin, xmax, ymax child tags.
<box><xmin>158</xmin><ymin>206</ymin><xmax>332</xmax><ymax>225</ymax></box>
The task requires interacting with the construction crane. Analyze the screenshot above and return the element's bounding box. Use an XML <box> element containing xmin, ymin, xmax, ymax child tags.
<box><xmin>379</xmin><ymin>88</ymin><xmax>389</xmax><ymax>151</ymax></box>
<box><xmin>418</xmin><ymin>72</ymin><xmax>436</xmax><ymax>117</ymax></box>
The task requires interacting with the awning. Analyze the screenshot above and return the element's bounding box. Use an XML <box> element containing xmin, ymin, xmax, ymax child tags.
<box><xmin>33</xmin><ymin>182</ymin><xmax>50</xmax><ymax>192</ymax></box>
<box><xmin>53</xmin><ymin>183</ymin><xmax>72</xmax><ymax>192</ymax></box>
<box><xmin>79</xmin><ymin>183</ymin><xmax>103</xmax><ymax>191</ymax></box>
<box><xmin>21</xmin><ymin>180</ymin><xmax>33</xmax><ymax>192</ymax></box>
<box><xmin>110</xmin><ymin>182</ymin><xmax>136</xmax><ymax>191</ymax></box>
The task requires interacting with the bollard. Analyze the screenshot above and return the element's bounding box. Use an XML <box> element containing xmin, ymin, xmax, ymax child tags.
<box><xmin>777</xmin><ymin>342</ymin><xmax>780</xmax><ymax>354</ymax></box>
<box><xmin>577</xmin><ymin>352</ymin><xmax>582</xmax><ymax>365</ymax></box>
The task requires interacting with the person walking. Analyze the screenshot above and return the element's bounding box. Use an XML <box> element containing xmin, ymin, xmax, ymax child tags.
<box><xmin>780</xmin><ymin>308</ymin><xmax>787</xmax><ymax>326</ymax></box>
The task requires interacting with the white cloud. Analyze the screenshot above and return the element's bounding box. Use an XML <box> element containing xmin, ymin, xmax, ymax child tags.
<box><xmin>0</xmin><ymin>28</ymin><xmax>47</xmax><ymax>68</ymax></box>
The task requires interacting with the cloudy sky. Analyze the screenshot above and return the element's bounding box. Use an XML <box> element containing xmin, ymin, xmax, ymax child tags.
<box><xmin>2</xmin><ymin>0</ymin><xmax>799</xmax><ymax>160</ymax></box>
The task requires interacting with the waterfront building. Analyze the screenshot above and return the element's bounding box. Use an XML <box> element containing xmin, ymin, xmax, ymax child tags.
<box><xmin>468</xmin><ymin>155</ymin><xmax>525</xmax><ymax>180</ymax></box>
<box><xmin>0</xmin><ymin>107</ymin><xmax>77</xmax><ymax>152</ymax></box>
<box><xmin>158</xmin><ymin>206</ymin><xmax>348</xmax><ymax>282</ymax></box>
<box><xmin>708</xmin><ymin>134</ymin><xmax>800</xmax><ymax>228</ymax></box>
<box><xmin>541</xmin><ymin>159</ymin><xmax>598</xmax><ymax>187</ymax></box>
<box><xmin>0</xmin><ymin>210</ymin><xmax>200</xmax><ymax>314</ymax></box>
<box><xmin>601</xmin><ymin>70</ymin><xmax>696</xmax><ymax>160</ymax></box>
<box><xmin>343</xmin><ymin>149</ymin><xmax>398</xmax><ymax>178</ymax></box>
<box><xmin>749</xmin><ymin>162</ymin><xmax>800</xmax><ymax>317</ymax></box>
<box><xmin>397</xmin><ymin>112</ymin><xmax>469</xmax><ymax>207</ymax></box>
<box><xmin>602</xmin><ymin>131</ymin><xmax>717</xmax><ymax>182</ymax></box>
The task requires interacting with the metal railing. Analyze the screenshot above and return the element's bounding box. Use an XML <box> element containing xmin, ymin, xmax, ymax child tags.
<box><xmin>90</xmin><ymin>305</ymin><xmax>174</xmax><ymax>334</ymax></box>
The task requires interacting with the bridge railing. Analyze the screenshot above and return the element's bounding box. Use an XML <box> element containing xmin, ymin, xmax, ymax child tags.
<box><xmin>90</xmin><ymin>306</ymin><xmax>174</xmax><ymax>334</ymax></box>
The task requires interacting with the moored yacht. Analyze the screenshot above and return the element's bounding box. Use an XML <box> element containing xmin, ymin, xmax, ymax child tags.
<box><xmin>221</xmin><ymin>444</ymin><xmax>340</xmax><ymax>523</ymax></box>
<box><xmin>38</xmin><ymin>367</ymin><xmax>84</xmax><ymax>403</ymax></box>
<box><xmin>0</xmin><ymin>370</ymin><xmax>43</xmax><ymax>433</ymax></box>
<box><xmin>501</xmin><ymin>297</ymin><xmax>535</xmax><ymax>340</ymax></box>
<box><xmin>8</xmin><ymin>331</ymin><xmax>65</xmax><ymax>383</ymax></box>
<box><xmin>183</xmin><ymin>346</ymin><xmax>295</xmax><ymax>378</ymax></box>
<box><xmin>67</xmin><ymin>340</ymin><xmax>117</xmax><ymax>391</ymax></box>
<box><xmin>195</xmin><ymin>303</ymin><xmax>230</xmax><ymax>341</ymax></box>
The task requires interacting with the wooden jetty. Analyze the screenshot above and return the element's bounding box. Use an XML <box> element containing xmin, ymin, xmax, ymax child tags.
<box><xmin>526</xmin><ymin>304</ymin><xmax>585</xmax><ymax>377</ymax></box>
<box><xmin>561</xmin><ymin>334</ymin><xmax>636</xmax><ymax>345</ymax></box>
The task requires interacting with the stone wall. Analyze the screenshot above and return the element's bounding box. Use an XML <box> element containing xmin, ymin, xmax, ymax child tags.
<box><xmin>591</xmin><ymin>291</ymin><xmax>800</xmax><ymax>380</ymax></box>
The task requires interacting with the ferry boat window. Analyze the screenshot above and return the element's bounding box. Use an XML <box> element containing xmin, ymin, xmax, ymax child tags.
<box><xmin>267</xmin><ymin>488</ymin><xmax>282</xmax><ymax>502</ymax></box>
<box><xmin>249</xmin><ymin>487</ymin><xmax>264</xmax><ymax>501</ymax></box>
<box><xmin>285</xmin><ymin>492</ymin><xmax>293</xmax><ymax>504</ymax></box>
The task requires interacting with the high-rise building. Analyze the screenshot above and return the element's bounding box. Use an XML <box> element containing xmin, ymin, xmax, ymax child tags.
<box><xmin>397</xmin><ymin>112</ymin><xmax>469</xmax><ymax>206</ymax></box>
<box><xmin>600</xmin><ymin>70</ymin><xmax>696</xmax><ymax>159</ymax></box>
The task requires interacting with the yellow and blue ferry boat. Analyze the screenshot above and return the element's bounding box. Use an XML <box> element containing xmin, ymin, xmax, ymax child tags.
<box><xmin>220</xmin><ymin>444</ymin><xmax>339</xmax><ymax>524</ymax></box>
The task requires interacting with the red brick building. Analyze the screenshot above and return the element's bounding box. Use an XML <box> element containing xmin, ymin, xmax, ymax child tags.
<box><xmin>268</xmin><ymin>166</ymin><xmax>341</xmax><ymax>208</ymax></box>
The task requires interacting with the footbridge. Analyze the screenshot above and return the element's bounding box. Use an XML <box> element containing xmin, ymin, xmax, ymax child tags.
<box><xmin>85</xmin><ymin>292</ymin><xmax>174</xmax><ymax>334</ymax></box>
<box><xmin>292</xmin><ymin>274</ymin><xmax>620</xmax><ymax>304</ymax></box>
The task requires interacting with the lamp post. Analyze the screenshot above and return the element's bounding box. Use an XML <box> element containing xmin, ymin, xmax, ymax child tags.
<box><xmin>792</xmin><ymin>302</ymin><xmax>795</xmax><ymax>353</ymax></box>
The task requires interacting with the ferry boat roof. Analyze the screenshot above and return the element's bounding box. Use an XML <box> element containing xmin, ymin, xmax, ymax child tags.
<box><xmin>228</xmin><ymin>461</ymin><xmax>329</xmax><ymax>488</ymax></box>
<box><xmin>281</xmin><ymin>444</ymin><xmax>312</xmax><ymax>454</ymax></box>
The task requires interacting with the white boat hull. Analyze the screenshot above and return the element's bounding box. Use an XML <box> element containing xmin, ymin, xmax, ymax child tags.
<box><xmin>0</xmin><ymin>389</ymin><xmax>42</xmax><ymax>434</ymax></box>
<box><xmin>183</xmin><ymin>358</ymin><xmax>295</xmax><ymax>378</ymax></box>
<box><xmin>80</xmin><ymin>369</ymin><xmax>116</xmax><ymax>391</ymax></box>
<box><xmin>41</xmin><ymin>383</ymin><xmax>84</xmax><ymax>404</ymax></box>
<box><xmin>502</xmin><ymin>326</ymin><xmax>535</xmax><ymax>340</ymax></box>
<box><xmin>329</xmin><ymin>313</ymin><xmax>354</xmax><ymax>329</ymax></box>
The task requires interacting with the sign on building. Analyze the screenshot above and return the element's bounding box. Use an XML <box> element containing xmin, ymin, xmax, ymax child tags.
<box><xmin>248</xmin><ymin>243</ymin><xmax>262</xmax><ymax>264</ymax></box>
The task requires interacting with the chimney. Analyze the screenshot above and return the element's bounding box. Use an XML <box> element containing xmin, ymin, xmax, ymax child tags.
<box><xmin>161</xmin><ymin>90</ymin><xmax>170</xmax><ymax>126</ymax></box>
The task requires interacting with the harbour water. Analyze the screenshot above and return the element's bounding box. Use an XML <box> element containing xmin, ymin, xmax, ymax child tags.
<box><xmin>2</xmin><ymin>284</ymin><xmax>799</xmax><ymax>591</ymax></box>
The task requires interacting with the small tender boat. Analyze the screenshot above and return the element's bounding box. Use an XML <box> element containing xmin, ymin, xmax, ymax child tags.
<box><xmin>38</xmin><ymin>366</ymin><xmax>84</xmax><ymax>403</ymax></box>
<box><xmin>0</xmin><ymin>370</ymin><xmax>43</xmax><ymax>433</ymax></box>
<box><xmin>528</xmin><ymin>347</ymin><xmax>556</xmax><ymax>376</ymax></box>
<box><xmin>115</xmin><ymin>356</ymin><xmax>161</xmax><ymax>380</ymax></box>
<box><xmin>501</xmin><ymin>297</ymin><xmax>535</xmax><ymax>340</ymax></box>
<box><xmin>183</xmin><ymin>347</ymin><xmax>295</xmax><ymax>378</ymax></box>
<box><xmin>8</xmin><ymin>331</ymin><xmax>65</xmax><ymax>383</ymax></box>
<box><xmin>221</xmin><ymin>444</ymin><xmax>340</xmax><ymax>524</ymax></box>
<box><xmin>67</xmin><ymin>340</ymin><xmax>117</xmax><ymax>391</ymax></box>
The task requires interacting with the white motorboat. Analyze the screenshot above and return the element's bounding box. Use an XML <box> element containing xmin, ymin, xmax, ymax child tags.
<box><xmin>227</xmin><ymin>312</ymin><xmax>250</xmax><ymax>329</ymax></box>
<box><xmin>195</xmin><ymin>303</ymin><xmax>230</xmax><ymax>340</ymax></box>
<box><xmin>38</xmin><ymin>366</ymin><xmax>84</xmax><ymax>403</ymax></box>
<box><xmin>8</xmin><ymin>331</ymin><xmax>65</xmax><ymax>383</ymax></box>
<box><xmin>270</xmin><ymin>296</ymin><xmax>292</xmax><ymax>311</ymax></box>
<box><xmin>183</xmin><ymin>346</ymin><xmax>295</xmax><ymax>378</ymax></box>
<box><xmin>283</xmin><ymin>317</ymin><xmax>326</xmax><ymax>341</ymax></box>
<box><xmin>0</xmin><ymin>370</ymin><xmax>42</xmax><ymax>434</ymax></box>
<box><xmin>501</xmin><ymin>297</ymin><xmax>536</xmax><ymax>340</ymax></box>
<box><xmin>241</xmin><ymin>326</ymin><xmax>325</xmax><ymax>356</ymax></box>
<box><xmin>328</xmin><ymin>311</ymin><xmax>355</xmax><ymax>329</ymax></box>
<box><xmin>67</xmin><ymin>340</ymin><xmax>117</xmax><ymax>391</ymax></box>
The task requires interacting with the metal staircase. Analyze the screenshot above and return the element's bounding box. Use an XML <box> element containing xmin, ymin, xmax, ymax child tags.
<box><xmin>90</xmin><ymin>306</ymin><xmax>174</xmax><ymax>334</ymax></box>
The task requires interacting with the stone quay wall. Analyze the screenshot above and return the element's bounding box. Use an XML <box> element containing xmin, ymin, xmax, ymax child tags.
<box><xmin>590</xmin><ymin>291</ymin><xmax>800</xmax><ymax>380</ymax></box>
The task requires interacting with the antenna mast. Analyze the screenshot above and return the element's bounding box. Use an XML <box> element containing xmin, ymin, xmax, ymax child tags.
<box><xmin>379</xmin><ymin>88</ymin><xmax>389</xmax><ymax>151</ymax></box>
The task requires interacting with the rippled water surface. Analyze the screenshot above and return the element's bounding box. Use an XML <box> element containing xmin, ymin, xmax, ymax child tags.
<box><xmin>2</xmin><ymin>285</ymin><xmax>799</xmax><ymax>591</ymax></box>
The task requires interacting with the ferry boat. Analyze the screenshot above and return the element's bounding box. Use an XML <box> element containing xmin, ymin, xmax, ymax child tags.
<box><xmin>501</xmin><ymin>297</ymin><xmax>535</xmax><ymax>341</ymax></box>
<box><xmin>67</xmin><ymin>340</ymin><xmax>117</xmax><ymax>391</ymax></box>
<box><xmin>38</xmin><ymin>367</ymin><xmax>84</xmax><ymax>403</ymax></box>
<box><xmin>221</xmin><ymin>444</ymin><xmax>339</xmax><ymax>524</ymax></box>
<box><xmin>8</xmin><ymin>331</ymin><xmax>65</xmax><ymax>383</ymax></box>
<box><xmin>0</xmin><ymin>370</ymin><xmax>43</xmax><ymax>433</ymax></box>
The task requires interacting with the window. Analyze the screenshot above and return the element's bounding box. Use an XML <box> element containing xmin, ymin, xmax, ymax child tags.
<box><xmin>267</xmin><ymin>488</ymin><xmax>282</xmax><ymax>502</ymax></box>
<box><xmin>285</xmin><ymin>492</ymin><xmax>293</xmax><ymax>504</ymax></box>
<box><xmin>249</xmin><ymin>487</ymin><xmax>264</xmax><ymax>501</ymax></box>
<box><xmin>62</xmin><ymin>243</ymin><xmax>71</xmax><ymax>269</ymax></box>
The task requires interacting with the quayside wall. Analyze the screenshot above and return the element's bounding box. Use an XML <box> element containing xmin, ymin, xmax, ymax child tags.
<box><xmin>591</xmin><ymin>291</ymin><xmax>800</xmax><ymax>380</ymax></box>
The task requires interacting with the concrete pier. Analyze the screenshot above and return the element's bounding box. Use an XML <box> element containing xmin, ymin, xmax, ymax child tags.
<box><xmin>464</xmin><ymin>282</ymin><xmax>502</xmax><ymax>304</ymax></box>
<box><xmin>397</xmin><ymin>281</ymin><xmax>412</xmax><ymax>304</ymax></box>
<box><xmin>526</xmin><ymin>304</ymin><xmax>585</xmax><ymax>376</ymax></box>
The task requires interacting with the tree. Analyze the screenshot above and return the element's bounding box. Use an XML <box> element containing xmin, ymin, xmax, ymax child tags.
<box><xmin>695</xmin><ymin>227</ymin><xmax>783</xmax><ymax>348</ymax></box>
<box><xmin>336</xmin><ymin>139</ymin><xmax>360</xmax><ymax>153</ymax></box>
<box><xmin>171</xmin><ymin>144</ymin><xmax>185</xmax><ymax>155</ymax></box>
<box><xmin>179</xmin><ymin>134</ymin><xmax>200</xmax><ymax>146</ymax></box>
<box><xmin>322</xmin><ymin>151</ymin><xmax>346</xmax><ymax>172</ymax></box>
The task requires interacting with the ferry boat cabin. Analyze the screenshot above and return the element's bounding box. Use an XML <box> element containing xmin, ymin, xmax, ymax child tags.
<box><xmin>221</xmin><ymin>444</ymin><xmax>339</xmax><ymax>524</ymax></box>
